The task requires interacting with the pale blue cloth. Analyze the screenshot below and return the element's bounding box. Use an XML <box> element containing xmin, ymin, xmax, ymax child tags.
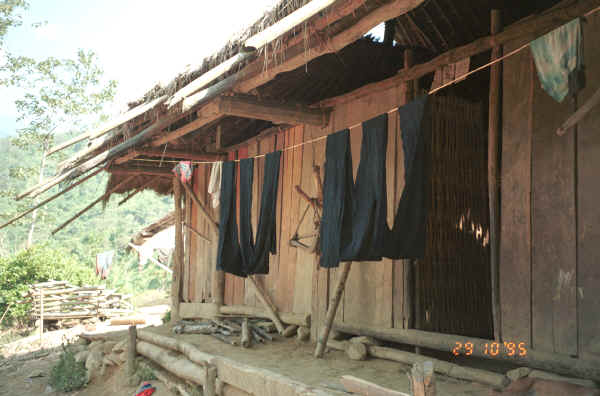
<box><xmin>530</xmin><ymin>18</ymin><xmax>584</xmax><ymax>102</ymax></box>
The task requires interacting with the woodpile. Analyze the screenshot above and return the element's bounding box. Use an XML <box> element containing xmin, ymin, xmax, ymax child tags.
<box><xmin>21</xmin><ymin>280</ymin><xmax>133</xmax><ymax>320</ymax></box>
<box><xmin>173</xmin><ymin>318</ymin><xmax>278</xmax><ymax>347</ymax></box>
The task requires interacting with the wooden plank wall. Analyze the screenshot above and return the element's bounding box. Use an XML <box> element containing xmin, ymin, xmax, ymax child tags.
<box><xmin>184</xmin><ymin>163</ymin><xmax>216</xmax><ymax>303</ymax></box>
<box><xmin>500</xmin><ymin>14</ymin><xmax>600</xmax><ymax>358</ymax></box>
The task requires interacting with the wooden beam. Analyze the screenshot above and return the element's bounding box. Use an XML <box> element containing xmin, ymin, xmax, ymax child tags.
<box><xmin>245</xmin><ymin>0</ymin><xmax>337</xmax><ymax>49</ymax></box>
<box><xmin>51</xmin><ymin>176</ymin><xmax>135</xmax><ymax>235</ymax></box>
<box><xmin>17</xmin><ymin>114</ymin><xmax>178</xmax><ymax>200</ymax></box>
<box><xmin>218</xmin><ymin>305</ymin><xmax>310</xmax><ymax>328</ymax></box>
<box><xmin>236</xmin><ymin>0</ymin><xmax>425</xmax><ymax>93</ymax></box>
<box><xmin>114</xmin><ymin>149</ymin><xmax>140</xmax><ymax>165</ymax></box>
<box><xmin>246</xmin><ymin>276</ymin><xmax>286</xmax><ymax>334</ymax></box>
<box><xmin>219</xmin><ymin>96</ymin><xmax>329</xmax><ymax>126</ymax></box>
<box><xmin>183</xmin><ymin>222</ymin><xmax>211</xmax><ymax>243</ymax></box>
<box><xmin>179</xmin><ymin>181</ymin><xmax>219</xmax><ymax>233</ymax></box>
<box><xmin>317</xmin><ymin>0</ymin><xmax>600</xmax><ymax>109</ymax></box>
<box><xmin>333</xmin><ymin>321</ymin><xmax>600</xmax><ymax>381</ymax></box>
<box><xmin>557</xmin><ymin>85</ymin><xmax>600</xmax><ymax>135</ymax></box>
<box><xmin>109</xmin><ymin>165</ymin><xmax>172</xmax><ymax>177</ymax></box>
<box><xmin>488</xmin><ymin>9</ymin><xmax>502</xmax><ymax>343</ymax></box>
<box><xmin>151</xmin><ymin>102</ymin><xmax>222</xmax><ymax>147</ymax></box>
<box><xmin>0</xmin><ymin>167</ymin><xmax>104</xmax><ymax>231</ymax></box>
<box><xmin>46</xmin><ymin>133</ymin><xmax>89</xmax><ymax>157</ymax></box>
<box><xmin>172</xmin><ymin>177</ymin><xmax>183</xmax><ymax>323</ymax></box>
<box><xmin>136</xmin><ymin>148</ymin><xmax>225</xmax><ymax>161</ymax></box>
<box><xmin>89</xmin><ymin>96</ymin><xmax>167</xmax><ymax>140</ymax></box>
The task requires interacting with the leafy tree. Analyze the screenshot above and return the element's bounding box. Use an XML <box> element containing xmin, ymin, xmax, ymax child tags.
<box><xmin>0</xmin><ymin>244</ymin><xmax>97</xmax><ymax>325</ymax></box>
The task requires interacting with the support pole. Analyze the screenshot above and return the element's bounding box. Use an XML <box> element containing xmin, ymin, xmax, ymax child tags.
<box><xmin>180</xmin><ymin>180</ymin><xmax>219</xmax><ymax>233</ymax></box>
<box><xmin>314</xmin><ymin>261</ymin><xmax>352</xmax><ymax>358</ymax></box>
<box><xmin>39</xmin><ymin>289</ymin><xmax>44</xmax><ymax>346</ymax></box>
<box><xmin>488</xmin><ymin>9</ymin><xmax>503</xmax><ymax>342</ymax></box>
<box><xmin>410</xmin><ymin>361</ymin><xmax>436</xmax><ymax>396</ymax></box>
<box><xmin>172</xmin><ymin>177</ymin><xmax>183</xmax><ymax>323</ymax></box>
<box><xmin>246</xmin><ymin>276</ymin><xmax>285</xmax><ymax>334</ymax></box>
<box><xmin>128</xmin><ymin>325</ymin><xmax>137</xmax><ymax>385</ymax></box>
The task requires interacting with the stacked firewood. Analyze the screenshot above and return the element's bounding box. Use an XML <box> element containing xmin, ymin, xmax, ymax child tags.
<box><xmin>21</xmin><ymin>280</ymin><xmax>133</xmax><ymax>320</ymax></box>
<box><xmin>173</xmin><ymin>318</ymin><xmax>276</xmax><ymax>347</ymax></box>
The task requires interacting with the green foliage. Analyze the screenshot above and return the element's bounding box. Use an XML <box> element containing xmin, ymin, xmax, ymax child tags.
<box><xmin>0</xmin><ymin>244</ymin><xmax>96</xmax><ymax>325</ymax></box>
<box><xmin>0</xmin><ymin>0</ymin><xmax>28</xmax><ymax>49</ymax></box>
<box><xmin>49</xmin><ymin>346</ymin><xmax>87</xmax><ymax>392</ymax></box>
<box><xmin>136</xmin><ymin>363</ymin><xmax>157</xmax><ymax>381</ymax></box>
<box><xmin>162</xmin><ymin>310</ymin><xmax>171</xmax><ymax>324</ymax></box>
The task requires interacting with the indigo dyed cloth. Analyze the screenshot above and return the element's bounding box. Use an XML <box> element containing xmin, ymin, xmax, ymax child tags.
<box><xmin>319</xmin><ymin>129</ymin><xmax>353</xmax><ymax>269</ymax></box>
<box><xmin>385</xmin><ymin>96</ymin><xmax>429</xmax><ymax>259</ymax></box>
<box><xmin>216</xmin><ymin>161</ymin><xmax>243</xmax><ymax>277</ymax></box>
<box><xmin>340</xmin><ymin>113</ymin><xmax>390</xmax><ymax>262</ymax></box>
<box><xmin>217</xmin><ymin>151</ymin><xmax>281</xmax><ymax>277</ymax></box>
<box><xmin>530</xmin><ymin>18</ymin><xmax>584</xmax><ymax>103</ymax></box>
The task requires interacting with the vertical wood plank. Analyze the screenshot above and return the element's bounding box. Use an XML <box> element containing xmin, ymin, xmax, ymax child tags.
<box><xmin>277</xmin><ymin>129</ymin><xmax>294</xmax><ymax>312</ymax></box>
<box><xmin>531</xmin><ymin>55</ymin><xmax>577</xmax><ymax>355</ymax></box>
<box><xmin>500</xmin><ymin>44</ymin><xmax>533</xmax><ymax>346</ymax></box>
<box><xmin>577</xmin><ymin>12</ymin><xmax>600</xmax><ymax>360</ymax></box>
<box><xmin>488</xmin><ymin>9</ymin><xmax>503</xmax><ymax>342</ymax></box>
<box><xmin>341</xmin><ymin>123</ymin><xmax>362</xmax><ymax>324</ymax></box>
<box><xmin>294</xmin><ymin>127</ymin><xmax>315</xmax><ymax>315</ymax></box>
<box><xmin>171</xmin><ymin>177</ymin><xmax>183</xmax><ymax>322</ymax></box>
<box><xmin>183</xmin><ymin>186</ymin><xmax>192</xmax><ymax>302</ymax></box>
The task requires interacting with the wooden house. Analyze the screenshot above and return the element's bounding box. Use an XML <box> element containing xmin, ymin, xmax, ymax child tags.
<box><xmin>12</xmin><ymin>0</ymin><xmax>600</xmax><ymax>389</ymax></box>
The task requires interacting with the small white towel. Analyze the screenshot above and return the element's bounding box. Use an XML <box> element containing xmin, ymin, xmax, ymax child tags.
<box><xmin>208</xmin><ymin>161</ymin><xmax>222</xmax><ymax>208</ymax></box>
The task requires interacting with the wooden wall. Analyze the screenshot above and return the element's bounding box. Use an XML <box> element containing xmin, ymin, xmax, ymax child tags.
<box><xmin>500</xmin><ymin>14</ymin><xmax>600</xmax><ymax>358</ymax></box>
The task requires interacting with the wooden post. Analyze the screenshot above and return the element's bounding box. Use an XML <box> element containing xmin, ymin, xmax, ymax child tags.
<box><xmin>489</xmin><ymin>9</ymin><xmax>503</xmax><ymax>342</ymax></box>
<box><xmin>241</xmin><ymin>319</ymin><xmax>250</xmax><ymax>348</ymax></box>
<box><xmin>314</xmin><ymin>261</ymin><xmax>352</xmax><ymax>358</ymax></box>
<box><xmin>410</xmin><ymin>361</ymin><xmax>436</xmax><ymax>396</ymax></box>
<box><xmin>172</xmin><ymin>177</ymin><xmax>183</xmax><ymax>323</ymax></box>
<box><xmin>246</xmin><ymin>276</ymin><xmax>285</xmax><ymax>334</ymax></box>
<box><xmin>128</xmin><ymin>325</ymin><xmax>137</xmax><ymax>385</ymax></box>
<box><xmin>204</xmin><ymin>365</ymin><xmax>217</xmax><ymax>396</ymax></box>
<box><xmin>402</xmin><ymin>48</ymin><xmax>420</xmax><ymax>355</ymax></box>
<box><xmin>39</xmin><ymin>289</ymin><xmax>43</xmax><ymax>346</ymax></box>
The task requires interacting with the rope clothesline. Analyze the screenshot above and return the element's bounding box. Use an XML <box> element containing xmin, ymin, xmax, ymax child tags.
<box><xmin>129</xmin><ymin>10</ymin><xmax>598</xmax><ymax>168</ymax></box>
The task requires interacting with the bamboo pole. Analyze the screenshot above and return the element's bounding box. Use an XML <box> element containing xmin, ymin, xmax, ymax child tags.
<box><xmin>39</xmin><ymin>289</ymin><xmax>43</xmax><ymax>346</ymax></box>
<box><xmin>172</xmin><ymin>177</ymin><xmax>183</xmax><ymax>323</ymax></box>
<box><xmin>183</xmin><ymin>222</ymin><xmax>211</xmax><ymax>243</ymax></box>
<box><xmin>488</xmin><ymin>9</ymin><xmax>503</xmax><ymax>342</ymax></box>
<box><xmin>314</xmin><ymin>261</ymin><xmax>352</xmax><ymax>358</ymax></box>
<box><xmin>118</xmin><ymin>178</ymin><xmax>156</xmax><ymax>206</ymax></box>
<box><xmin>557</xmin><ymin>85</ymin><xmax>600</xmax><ymax>135</ymax></box>
<box><xmin>246</xmin><ymin>276</ymin><xmax>285</xmax><ymax>334</ymax></box>
<box><xmin>0</xmin><ymin>167</ymin><xmax>104</xmax><ymax>231</ymax></box>
<box><xmin>51</xmin><ymin>176</ymin><xmax>136</xmax><ymax>235</ymax></box>
<box><xmin>179</xmin><ymin>180</ymin><xmax>219</xmax><ymax>232</ymax></box>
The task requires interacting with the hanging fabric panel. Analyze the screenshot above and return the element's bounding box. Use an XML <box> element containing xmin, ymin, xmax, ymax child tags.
<box><xmin>385</xmin><ymin>96</ymin><xmax>429</xmax><ymax>259</ymax></box>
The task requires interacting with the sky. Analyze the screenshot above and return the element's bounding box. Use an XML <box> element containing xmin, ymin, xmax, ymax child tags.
<box><xmin>0</xmin><ymin>0</ymin><xmax>286</xmax><ymax>137</ymax></box>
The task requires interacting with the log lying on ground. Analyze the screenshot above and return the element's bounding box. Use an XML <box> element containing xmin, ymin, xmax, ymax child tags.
<box><xmin>136</xmin><ymin>341</ymin><xmax>208</xmax><ymax>386</ymax></box>
<box><xmin>138</xmin><ymin>359</ymin><xmax>200</xmax><ymax>396</ymax></box>
<box><xmin>219</xmin><ymin>305</ymin><xmax>310</xmax><ymax>328</ymax></box>
<box><xmin>333</xmin><ymin>321</ymin><xmax>600</xmax><ymax>381</ymax></box>
<box><xmin>137</xmin><ymin>330</ymin><xmax>216</xmax><ymax>366</ymax></box>
<box><xmin>370</xmin><ymin>345</ymin><xmax>509</xmax><ymax>388</ymax></box>
<box><xmin>326</xmin><ymin>340</ymin><xmax>507</xmax><ymax>388</ymax></box>
<box><xmin>340</xmin><ymin>375</ymin><xmax>410</xmax><ymax>396</ymax></box>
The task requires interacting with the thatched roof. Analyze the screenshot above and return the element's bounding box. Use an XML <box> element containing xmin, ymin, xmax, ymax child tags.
<box><xmin>36</xmin><ymin>0</ymin><xmax>564</xmax><ymax>205</ymax></box>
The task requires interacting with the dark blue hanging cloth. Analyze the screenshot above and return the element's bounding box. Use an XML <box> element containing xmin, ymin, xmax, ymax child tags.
<box><xmin>319</xmin><ymin>129</ymin><xmax>353</xmax><ymax>269</ymax></box>
<box><xmin>385</xmin><ymin>95</ymin><xmax>429</xmax><ymax>259</ymax></box>
<box><xmin>319</xmin><ymin>113</ymin><xmax>391</xmax><ymax>268</ymax></box>
<box><xmin>341</xmin><ymin>113</ymin><xmax>390</xmax><ymax>262</ymax></box>
<box><xmin>216</xmin><ymin>161</ymin><xmax>244</xmax><ymax>276</ymax></box>
<box><xmin>216</xmin><ymin>151</ymin><xmax>281</xmax><ymax>277</ymax></box>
